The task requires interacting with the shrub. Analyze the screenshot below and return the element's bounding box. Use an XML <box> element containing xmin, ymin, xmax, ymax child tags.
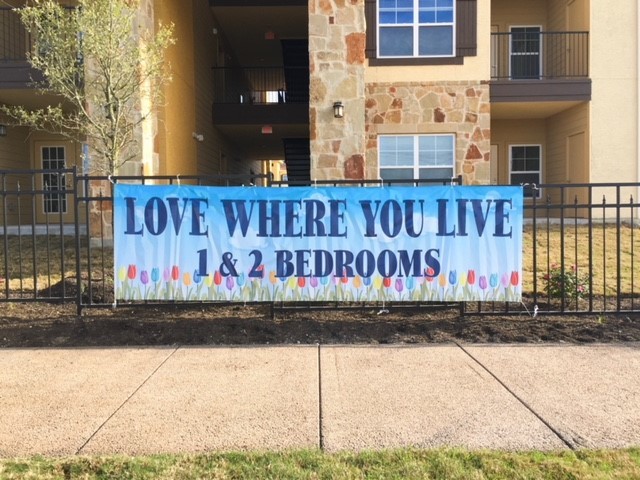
<box><xmin>543</xmin><ymin>263</ymin><xmax>589</xmax><ymax>305</ymax></box>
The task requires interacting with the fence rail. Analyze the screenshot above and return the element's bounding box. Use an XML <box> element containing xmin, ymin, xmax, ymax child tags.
<box><xmin>491</xmin><ymin>31</ymin><xmax>589</xmax><ymax>80</ymax></box>
<box><xmin>1</xmin><ymin>169</ymin><xmax>639</xmax><ymax>317</ymax></box>
<box><xmin>0</xmin><ymin>7</ymin><xmax>32</xmax><ymax>61</ymax></box>
<box><xmin>212</xmin><ymin>66</ymin><xmax>309</xmax><ymax>104</ymax></box>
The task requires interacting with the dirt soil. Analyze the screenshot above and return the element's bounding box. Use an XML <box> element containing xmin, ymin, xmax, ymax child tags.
<box><xmin>1</xmin><ymin>302</ymin><xmax>640</xmax><ymax>348</ymax></box>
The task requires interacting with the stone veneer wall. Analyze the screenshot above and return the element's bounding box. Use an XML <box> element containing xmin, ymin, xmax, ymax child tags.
<box><xmin>365</xmin><ymin>81</ymin><xmax>491</xmax><ymax>185</ymax></box>
<box><xmin>309</xmin><ymin>0</ymin><xmax>367</xmax><ymax>181</ymax></box>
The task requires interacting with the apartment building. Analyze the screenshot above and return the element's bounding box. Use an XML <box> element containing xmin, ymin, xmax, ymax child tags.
<box><xmin>0</xmin><ymin>0</ymin><xmax>638</xmax><ymax>204</ymax></box>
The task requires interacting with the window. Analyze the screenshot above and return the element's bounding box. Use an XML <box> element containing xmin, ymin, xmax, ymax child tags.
<box><xmin>365</xmin><ymin>0</ymin><xmax>477</xmax><ymax>66</ymax></box>
<box><xmin>379</xmin><ymin>134</ymin><xmax>455</xmax><ymax>184</ymax></box>
<box><xmin>510</xmin><ymin>26</ymin><xmax>541</xmax><ymax>79</ymax></box>
<box><xmin>510</xmin><ymin>145</ymin><xmax>541</xmax><ymax>198</ymax></box>
<box><xmin>42</xmin><ymin>146</ymin><xmax>68</xmax><ymax>214</ymax></box>
<box><xmin>378</xmin><ymin>0</ymin><xmax>455</xmax><ymax>58</ymax></box>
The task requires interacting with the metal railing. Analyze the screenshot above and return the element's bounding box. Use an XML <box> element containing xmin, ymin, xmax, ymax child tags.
<box><xmin>491</xmin><ymin>31</ymin><xmax>589</xmax><ymax>80</ymax></box>
<box><xmin>2</xmin><ymin>170</ymin><xmax>640</xmax><ymax>317</ymax></box>
<box><xmin>212</xmin><ymin>66</ymin><xmax>309</xmax><ymax>104</ymax></box>
<box><xmin>0</xmin><ymin>7</ymin><xmax>32</xmax><ymax>61</ymax></box>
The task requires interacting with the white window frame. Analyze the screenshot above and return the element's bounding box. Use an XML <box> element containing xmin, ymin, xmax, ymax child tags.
<box><xmin>378</xmin><ymin>134</ymin><xmax>456</xmax><ymax>183</ymax></box>
<box><xmin>377</xmin><ymin>0</ymin><xmax>456</xmax><ymax>59</ymax></box>
<box><xmin>41</xmin><ymin>145</ymin><xmax>68</xmax><ymax>214</ymax></box>
<box><xmin>508</xmin><ymin>25</ymin><xmax>542</xmax><ymax>80</ymax></box>
<box><xmin>509</xmin><ymin>144</ymin><xmax>542</xmax><ymax>198</ymax></box>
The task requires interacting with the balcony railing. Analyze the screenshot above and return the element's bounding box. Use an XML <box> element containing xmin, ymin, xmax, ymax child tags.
<box><xmin>491</xmin><ymin>31</ymin><xmax>589</xmax><ymax>80</ymax></box>
<box><xmin>0</xmin><ymin>8</ymin><xmax>32</xmax><ymax>61</ymax></box>
<box><xmin>213</xmin><ymin>66</ymin><xmax>309</xmax><ymax>104</ymax></box>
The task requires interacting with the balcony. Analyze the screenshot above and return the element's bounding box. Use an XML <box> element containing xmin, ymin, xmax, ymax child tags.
<box><xmin>490</xmin><ymin>31</ymin><xmax>591</xmax><ymax>104</ymax></box>
<box><xmin>212</xmin><ymin>66</ymin><xmax>309</xmax><ymax>125</ymax></box>
<box><xmin>0</xmin><ymin>7</ymin><xmax>41</xmax><ymax>88</ymax></box>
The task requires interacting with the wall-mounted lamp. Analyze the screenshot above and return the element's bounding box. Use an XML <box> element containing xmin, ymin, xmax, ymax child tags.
<box><xmin>333</xmin><ymin>101</ymin><xmax>344</xmax><ymax>119</ymax></box>
<box><xmin>192</xmin><ymin>132</ymin><xmax>204</xmax><ymax>142</ymax></box>
<box><xmin>0</xmin><ymin>125</ymin><xmax>7</xmax><ymax>137</ymax></box>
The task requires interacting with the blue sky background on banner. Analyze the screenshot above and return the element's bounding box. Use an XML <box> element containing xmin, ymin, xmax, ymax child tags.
<box><xmin>114</xmin><ymin>185</ymin><xmax>523</xmax><ymax>302</ymax></box>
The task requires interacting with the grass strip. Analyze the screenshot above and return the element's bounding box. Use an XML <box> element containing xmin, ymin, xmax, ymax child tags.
<box><xmin>1</xmin><ymin>448</ymin><xmax>640</xmax><ymax>479</ymax></box>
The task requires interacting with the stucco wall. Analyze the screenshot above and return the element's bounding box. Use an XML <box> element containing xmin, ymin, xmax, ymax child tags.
<box><xmin>491</xmin><ymin>119</ymin><xmax>546</xmax><ymax>184</ymax></box>
<box><xmin>589</xmin><ymin>0</ymin><xmax>638</xmax><ymax>184</ymax></box>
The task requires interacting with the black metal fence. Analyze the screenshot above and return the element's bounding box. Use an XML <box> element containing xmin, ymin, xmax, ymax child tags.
<box><xmin>491</xmin><ymin>31</ymin><xmax>589</xmax><ymax>80</ymax></box>
<box><xmin>1</xmin><ymin>169</ymin><xmax>639</xmax><ymax>317</ymax></box>
<box><xmin>212</xmin><ymin>66</ymin><xmax>309</xmax><ymax>104</ymax></box>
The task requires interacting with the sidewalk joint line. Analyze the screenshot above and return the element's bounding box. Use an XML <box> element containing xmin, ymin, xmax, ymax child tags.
<box><xmin>75</xmin><ymin>346</ymin><xmax>181</xmax><ymax>455</ymax></box>
<box><xmin>454</xmin><ymin>342</ymin><xmax>575</xmax><ymax>450</ymax></box>
<box><xmin>317</xmin><ymin>343</ymin><xmax>324</xmax><ymax>451</ymax></box>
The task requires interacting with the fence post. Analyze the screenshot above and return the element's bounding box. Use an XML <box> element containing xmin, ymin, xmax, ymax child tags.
<box><xmin>73</xmin><ymin>166</ymin><xmax>82</xmax><ymax>315</ymax></box>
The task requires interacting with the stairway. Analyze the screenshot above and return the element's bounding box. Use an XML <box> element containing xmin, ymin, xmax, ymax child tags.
<box><xmin>282</xmin><ymin>138</ymin><xmax>310</xmax><ymax>184</ymax></box>
<box><xmin>280</xmin><ymin>40</ymin><xmax>309</xmax><ymax>103</ymax></box>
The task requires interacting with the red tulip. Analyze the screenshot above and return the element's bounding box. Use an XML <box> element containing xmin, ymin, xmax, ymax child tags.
<box><xmin>467</xmin><ymin>269</ymin><xmax>476</xmax><ymax>285</ymax></box>
<box><xmin>127</xmin><ymin>264</ymin><xmax>137</xmax><ymax>280</ymax></box>
<box><xmin>213</xmin><ymin>270</ymin><xmax>222</xmax><ymax>286</ymax></box>
<box><xmin>297</xmin><ymin>277</ymin><xmax>306</xmax><ymax>288</ymax></box>
<box><xmin>383</xmin><ymin>277</ymin><xmax>391</xmax><ymax>288</ymax></box>
<box><xmin>510</xmin><ymin>271</ymin><xmax>519</xmax><ymax>287</ymax></box>
<box><xmin>171</xmin><ymin>265</ymin><xmax>180</xmax><ymax>281</ymax></box>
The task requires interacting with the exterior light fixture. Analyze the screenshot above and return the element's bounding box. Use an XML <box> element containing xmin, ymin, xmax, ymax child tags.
<box><xmin>333</xmin><ymin>101</ymin><xmax>344</xmax><ymax>118</ymax></box>
<box><xmin>0</xmin><ymin>125</ymin><xmax>6</xmax><ymax>137</ymax></box>
<box><xmin>261</xmin><ymin>125</ymin><xmax>273</xmax><ymax>134</ymax></box>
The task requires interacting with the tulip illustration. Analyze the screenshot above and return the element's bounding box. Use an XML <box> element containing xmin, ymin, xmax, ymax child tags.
<box><xmin>297</xmin><ymin>276</ymin><xmax>306</xmax><ymax>288</ymax></box>
<box><xmin>373</xmin><ymin>276</ymin><xmax>383</xmax><ymax>289</ymax></box>
<box><xmin>363</xmin><ymin>276</ymin><xmax>372</xmax><ymax>287</ymax></box>
<box><xmin>140</xmin><ymin>270</ymin><xmax>149</xmax><ymax>285</ymax></box>
<box><xmin>320</xmin><ymin>275</ymin><xmax>330</xmax><ymax>286</ymax></box>
<box><xmin>438</xmin><ymin>274</ymin><xmax>447</xmax><ymax>288</ymax></box>
<box><xmin>353</xmin><ymin>275</ymin><xmax>362</xmax><ymax>289</ymax></box>
<box><xmin>151</xmin><ymin>267</ymin><xmax>160</xmax><ymax>283</ymax></box>
<box><xmin>237</xmin><ymin>272</ymin><xmax>246</xmax><ymax>287</ymax></box>
<box><xmin>479</xmin><ymin>275</ymin><xmax>488</xmax><ymax>290</ymax></box>
<box><xmin>501</xmin><ymin>273</ymin><xmax>510</xmax><ymax>288</ymax></box>
<box><xmin>214</xmin><ymin>270</ymin><xmax>223</xmax><ymax>286</ymax></box>
<box><xmin>490</xmin><ymin>273</ymin><xmax>498</xmax><ymax>288</ymax></box>
<box><xmin>255</xmin><ymin>264</ymin><xmax>265</xmax><ymax>279</ymax></box>
<box><xmin>510</xmin><ymin>271</ymin><xmax>519</xmax><ymax>287</ymax></box>
<box><xmin>205</xmin><ymin>273</ymin><xmax>214</xmax><ymax>287</ymax></box>
<box><xmin>383</xmin><ymin>277</ymin><xmax>392</xmax><ymax>288</ymax></box>
<box><xmin>163</xmin><ymin>267</ymin><xmax>171</xmax><ymax>282</ymax></box>
<box><xmin>118</xmin><ymin>266</ymin><xmax>127</xmax><ymax>282</ymax></box>
<box><xmin>310</xmin><ymin>276</ymin><xmax>318</xmax><ymax>288</ymax></box>
<box><xmin>193</xmin><ymin>269</ymin><xmax>203</xmax><ymax>285</ymax></box>
<box><xmin>269</xmin><ymin>270</ymin><xmax>277</xmax><ymax>284</ymax></box>
<box><xmin>467</xmin><ymin>269</ymin><xmax>476</xmax><ymax>285</ymax></box>
<box><xmin>225</xmin><ymin>276</ymin><xmax>235</xmax><ymax>291</ymax></box>
<box><xmin>183</xmin><ymin>272</ymin><xmax>192</xmax><ymax>287</ymax></box>
<box><xmin>287</xmin><ymin>276</ymin><xmax>297</xmax><ymax>289</ymax></box>
<box><xmin>459</xmin><ymin>273</ymin><xmax>467</xmax><ymax>288</ymax></box>
<box><xmin>406</xmin><ymin>276</ymin><xmax>415</xmax><ymax>291</ymax></box>
<box><xmin>395</xmin><ymin>278</ymin><xmax>404</xmax><ymax>293</ymax></box>
<box><xmin>449</xmin><ymin>270</ymin><xmax>457</xmax><ymax>286</ymax></box>
<box><xmin>424</xmin><ymin>267</ymin><xmax>435</xmax><ymax>282</ymax></box>
<box><xmin>171</xmin><ymin>265</ymin><xmax>180</xmax><ymax>281</ymax></box>
<box><xmin>127</xmin><ymin>264</ymin><xmax>137</xmax><ymax>280</ymax></box>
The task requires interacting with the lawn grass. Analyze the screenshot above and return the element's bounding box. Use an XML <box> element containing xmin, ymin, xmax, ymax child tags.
<box><xmin>1</xmin><ymin>448</ymin><xmax>640</xmax><ymax>479</ymax></box>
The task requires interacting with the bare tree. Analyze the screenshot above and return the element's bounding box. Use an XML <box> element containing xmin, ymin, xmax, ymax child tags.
<box><xmin>1</xmin><ymin>0</ymin><xmax>174</xmax><ymax>174</ymax></box>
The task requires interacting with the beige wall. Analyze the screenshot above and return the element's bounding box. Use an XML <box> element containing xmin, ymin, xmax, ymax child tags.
<box><xmin>546</xmin><ymin>103</ymin><xmax>589</xmax><ymax>184</ymax></box>
<box><xmin>156</xmin><ymin>0</ymin><xmax>197</xmax><ymax>175</ymax></box>
<box><xmin>365</xmin><ymin>0</ymin><xmax>491</xmax><ymax>83</ymax></box>
<box><xmin>589</xmin><ymin>0</ymin><xmax>638</xmax><ymax>184</ymax></box>
<box><xmin>491</xmin><ymin>0</ymin><xmax>547</xmax><ymax>31</ymax></box>
<box><xmin>491</xmin><ymin>119</ymin><xmax>546</xmax><ymax>184</ymax></box>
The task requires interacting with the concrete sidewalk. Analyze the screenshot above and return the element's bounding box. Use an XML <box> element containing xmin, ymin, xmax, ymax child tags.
<box><xmin>1</xmin><ymin>343</ymin><xmax>639</xmax><ymax>457</ymax></box>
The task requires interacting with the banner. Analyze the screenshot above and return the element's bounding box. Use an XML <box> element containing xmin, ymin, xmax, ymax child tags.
<box><xmin>114</xmin><ymin>185</ymin><xmax>523</xmax><ymax>302</ymax></box>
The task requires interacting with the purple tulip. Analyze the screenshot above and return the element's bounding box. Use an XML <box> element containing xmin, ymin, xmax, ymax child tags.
<box><xmin>395</xmin><ymin>278</ymin><xmax>404</xmax><ymax>293</ymax></box>
<box><xmin>479</xmin><ymin>275</ymin><xmax>488</xmax><ymax>290</ymax></box>
<box><xmin>163</xmin><ymin>267</ymin><xmax>171</xmax><ymax>282</ymax></box>
<box><xmin>226</xmin><ymin>276</ymin><xmax>235</xmax><ymax>291</ymax></box>
<box><xmin>501</xmin><ymin>273</ymin><xmax>510</xmax><ymax>288</ymax></box>
<box><xmin>140</xmin><ymin>270</ymin><xmax>149</xmax><ymax>285</ymax></box>
<box><xmin>310</xmin><ymin>276</ymin><xmax>318</xmax><ymax>288</ymax></box>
